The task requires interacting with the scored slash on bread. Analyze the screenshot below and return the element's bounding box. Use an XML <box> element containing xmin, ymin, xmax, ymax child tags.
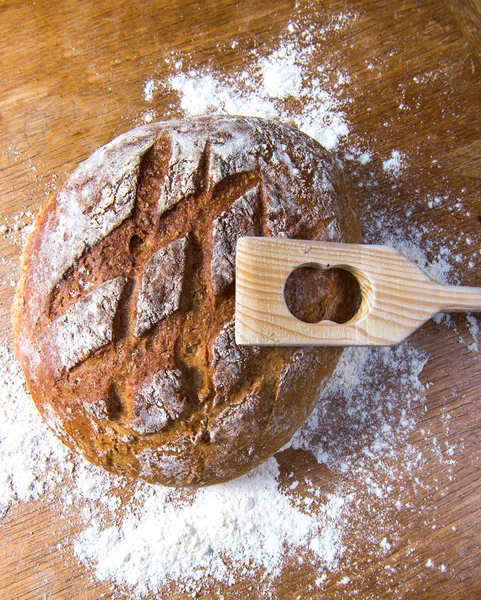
<box><xmin>12</xmin><ymin>116</ymin><xmax>361</xmax><ymax>487</ymax></box>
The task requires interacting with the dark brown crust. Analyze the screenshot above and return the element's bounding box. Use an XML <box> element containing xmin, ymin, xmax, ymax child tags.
<box><xmin>12</xmin><ymin>116</ymin><xmax>361</xmax><ymax>487</ymax></box>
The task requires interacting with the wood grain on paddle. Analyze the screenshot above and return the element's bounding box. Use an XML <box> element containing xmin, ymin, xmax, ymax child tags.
<box><xmin>236</xmin><ymin>237</ymin><xmax>481</xmax><ymax>346</ymax></box>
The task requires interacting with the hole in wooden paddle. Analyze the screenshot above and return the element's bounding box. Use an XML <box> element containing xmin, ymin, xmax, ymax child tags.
<box><xmin>284</xmin><ymin>265</ymin><xmax>362</xmax><ymax>324</ymax></box>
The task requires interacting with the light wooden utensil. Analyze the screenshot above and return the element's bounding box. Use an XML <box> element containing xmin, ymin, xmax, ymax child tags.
<box><xmin>235</xmin><ymin>237</ymin><xmax>481</xmax><ymax>347</ymax></box>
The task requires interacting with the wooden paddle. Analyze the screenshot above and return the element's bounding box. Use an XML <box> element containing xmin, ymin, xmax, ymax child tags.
<box><xmin>235</xmin><ymin>237</ymin><xmax>481</xmax><ymax>346</ymax></box>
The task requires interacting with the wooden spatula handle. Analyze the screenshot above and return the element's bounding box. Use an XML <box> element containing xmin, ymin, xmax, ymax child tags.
<box><xmin>438</xmin><ymin>285</ymin><xmax>481</xmax><ymax>313</ymax></box>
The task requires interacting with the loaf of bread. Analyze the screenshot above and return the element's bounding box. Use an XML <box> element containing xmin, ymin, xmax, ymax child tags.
<box><xmin>12</xmin><ymin>116</ymin><xmax>361</xmax><ymax>486</ymax></box>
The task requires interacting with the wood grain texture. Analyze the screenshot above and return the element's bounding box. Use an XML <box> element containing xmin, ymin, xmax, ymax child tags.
<box><xmin>444</xmin><ymin>0</ymin><xmax>481</xmax><ymax>62</ymax></box>
<box><xmin>235</xmin><ymin>238</ymin><xmax>481</xmax><ymax>345</ymax></box>
<box><xmin>0</xmin><ymin>0</ymin><xmax>481</xmax><ymax>599</ymax></box>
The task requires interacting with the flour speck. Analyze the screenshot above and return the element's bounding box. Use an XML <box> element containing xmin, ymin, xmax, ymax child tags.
<box><xmin>383</xmin><ymin>150</ymin><xmax>405</xmax><ymax>178</ymax></box>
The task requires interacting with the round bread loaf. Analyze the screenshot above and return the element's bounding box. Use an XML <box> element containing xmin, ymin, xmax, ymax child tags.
<box><xmin>12</xmin><ymin>116</ymin><xmax>361</xmax><ymax>486</ymax></box>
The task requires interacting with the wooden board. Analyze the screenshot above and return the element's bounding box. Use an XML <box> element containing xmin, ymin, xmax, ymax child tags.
<box><xmin>235</xmin><ymin>238</ymin><xmax>481</xmax><ymax>345</ymax></box>
<box><xmin>1</xmin><ymin>0</ymin><xmax>481</xmax><ymax>598</ymax></box>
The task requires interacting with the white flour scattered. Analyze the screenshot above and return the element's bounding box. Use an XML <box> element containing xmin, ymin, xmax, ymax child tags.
<box><xmin>466</xmin><ymin>314</ymin><xmax>479</xmax><ymax>352</ymax></box>
<box><xmin>382</xmin><ymin>150</ymin><xmax>405</xmax><ymax>178</ymax></box>
<box><xmin>346</xmin><ymin>149</ymin><xmax>372</xmax><ymax>165</ymax></box>
<box><xmin>168</xmin><ymin>67</ymin><xmax>349</xmax><ymax>150</ymax></box>
<box><xmin>291</xmin><ymin>344</ymin><xmax>428</xmax><ymax>470</ymax></box>
<box><xmin>165</xmin><ymin>42</ymin><xmax>350</xmax><ymax>150</ymax></box>
<box><xmin>0</xmin><ymin>345</ymin><xmax>68</xmax><ymax>518</ymax></box>
<box><xmin>144</xmin><ymin>79</ymin><xmax>156</xmax><ymax>103</ymax></box>
<box><xmin>75</xmin><ymin>461</ymin><xmax>347</xmax><ymax>594</ymax></box>
<box><xmin>259</xmin><ymin>46</ymin><xmax>304</xmax><ymax>99</ymax></box>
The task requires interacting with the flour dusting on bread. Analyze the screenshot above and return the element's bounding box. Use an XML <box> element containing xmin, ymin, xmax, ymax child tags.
<box><xmin>211</xmin><ymin>186</ymin><xmax>260</xmax><ymax>295</ymax></box>
<box><xmin>132</xmin><ymin>369</ymin><xmax>186</xmax><ymax>435</ymax></box>
<box><xmin>45</xmin><ymin>277</ymin><xmax>126</xmax><ymax>373</ymax></box>
<box><xmin>28</xmin><ymin>130</ymin><xmax>155</xmax><ymax>322</ymax></box>
<box><xmin>135</xmin><ymin>238</ymin><xmax>188</xmax><ymax>336</ymax></box>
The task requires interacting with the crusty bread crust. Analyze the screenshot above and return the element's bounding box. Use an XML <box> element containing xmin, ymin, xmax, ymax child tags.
<box><xmin>12</xmin><ymin>116</ymin><xmax>361</xmax><ymax>486</ymax></box>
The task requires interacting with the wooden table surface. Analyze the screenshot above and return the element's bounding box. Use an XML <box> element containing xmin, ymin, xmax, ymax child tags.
<box><xmin>1</xmin><ymin>1</ymin><xmax>481</xmax><ymax>598</ymax></box>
